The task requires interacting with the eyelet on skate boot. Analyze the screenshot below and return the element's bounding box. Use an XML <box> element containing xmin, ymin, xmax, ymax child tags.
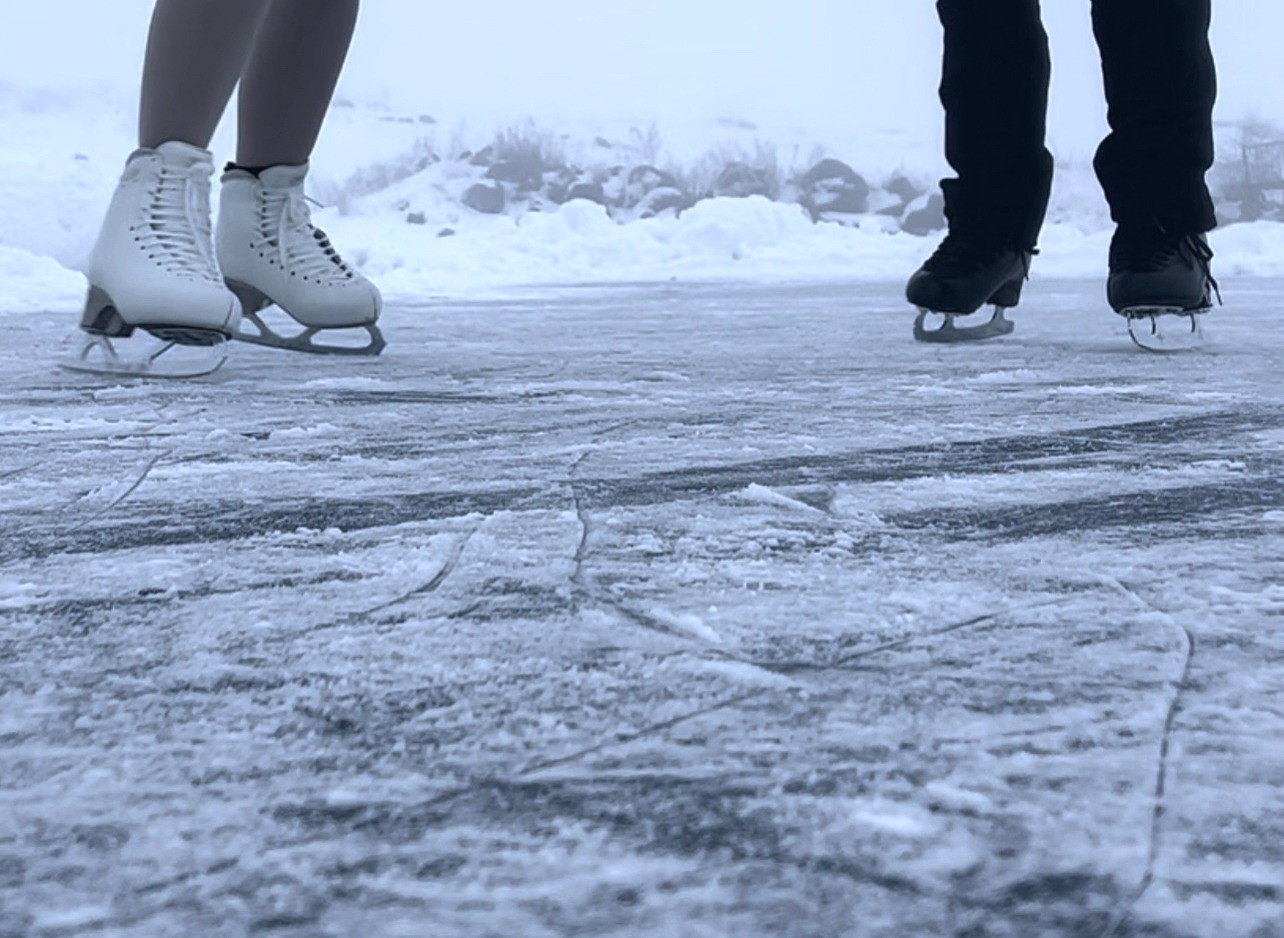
<box><xmin>906</xmin><ymin>233</ymin><xmax>1035</xmax><ymax>344</ymax></box>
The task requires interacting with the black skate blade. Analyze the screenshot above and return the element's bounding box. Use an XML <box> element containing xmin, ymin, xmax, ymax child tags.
<box><xmin>81</xmin><ymin>287</ymin><xmax>232</xmax><ymax>348</ymax></box>
<box><xmin>81</xmin><ymin>287</ymin><xmax>136</xmax><ymax>337</ymax></box>
<box><xmin>1121</xmin><ymin>306</ymin><xmax>1209</xmax><ymax>353</ymax></box>
<box><xmin>60</xmin><ymin>331</ymin><xmax>229</xmax><ymax>379</ymax></box>
<box><xmin>143</xmin><ymin>325</ymin><xmax>228</xmax><ymax>347</ymax></box>
<box><xmin>236</xmin><ymin>310</ymin><xmax>386</xmax><ymax>357</ymax></box>
<box><xmin>914</xmin><ymin>306</ymin><xmax>1015</xmax><ymax>344</ymax></box>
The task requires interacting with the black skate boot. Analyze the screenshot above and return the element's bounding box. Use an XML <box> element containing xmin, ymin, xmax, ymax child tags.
<box><xmin>1108</xmin><ymin>226</ymin><xmax>1220</xmax><ymax>352</ymax></box>
<box><xmin>907</xmin><ymin>232</ymin><xmax>1035</xmax><ymax>343</ymax></box>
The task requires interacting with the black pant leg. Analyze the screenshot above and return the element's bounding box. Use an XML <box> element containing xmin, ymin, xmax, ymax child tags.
<box><xmin>937</xmin><ymin>0</ymin><xmax>1054</xmax><ymax>249</ymax></box>
<box><xmin>1092</xmin><ymin>0</ymin><xmax>1217</xmax><ymax>233</ymax></box>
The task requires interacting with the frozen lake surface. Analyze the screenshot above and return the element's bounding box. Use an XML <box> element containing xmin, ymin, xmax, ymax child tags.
<box><xmin>2</xmin><ymin>279</ymin><xmax>1282</xmax><ymax>937</ymax></box>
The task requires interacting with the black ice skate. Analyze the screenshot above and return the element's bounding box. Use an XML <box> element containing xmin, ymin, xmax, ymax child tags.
<box><xmin>906</xmin><ymin>233</ymin><xmax>1034</xmax><ymax>343</ymax></box>
<box><xmin>1108</xmin><ymin>227</ymin><xmax>1220</xmax><ymax>352</ymax></box>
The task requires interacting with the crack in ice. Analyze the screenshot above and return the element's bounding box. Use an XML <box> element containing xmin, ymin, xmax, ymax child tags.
<box><xmin>1097</xmin><ymin>576</ymin><xmax>1197</xmax><ymax>938</ymax></box>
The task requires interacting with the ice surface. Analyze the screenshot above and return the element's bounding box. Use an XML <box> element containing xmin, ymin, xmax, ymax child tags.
<box><xmin>1</xmin><ymin>280</ymin><xmax>1281</xmax><ymax>936</ymax></box>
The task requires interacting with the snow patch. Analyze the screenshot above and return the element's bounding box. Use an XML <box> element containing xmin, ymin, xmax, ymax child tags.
<box><xmin>844</xmin><ymin>798</ymin><xmax>940</xmax><ymax>837</ymax></box>
<box><xmin>269</xmin><ymin>423</ymin><xmax>342</xmax><ymax>440</ymax></box>
<box><xmin>645</xmin><ymin>606</ymin><xmax>724</xmax><ymax>645</ymax></box>
<box><xmin>4</xmin><ymin>85</ymin><xmax>1284</xmax><ymax>314</ymax></box>
<box><xmin>0</xmin><ymin>244</ymin><xmax>85</xmax><ymax>313</ymax></box>
<box><xmin>737</xmin><ymin>483</ymin><xmax>825</xmax><ymax>514</ymax></box>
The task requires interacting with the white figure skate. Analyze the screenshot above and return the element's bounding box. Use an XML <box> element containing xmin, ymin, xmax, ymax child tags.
<box><xmin>217</xmin><ymin>164</ymin><xmax>384</xmax><ymax>356</ymax></box>
<box><xmin>68</xmin><ymin>142</ymin><xmax>241</xmax><ymax>378</ymax></box>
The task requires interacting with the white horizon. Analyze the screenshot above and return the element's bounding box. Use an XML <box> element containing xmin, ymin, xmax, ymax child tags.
<box><xmin>2</xmin><ymin>1</ymin><xmax>1279</xmax><ymax>163</ymax></box>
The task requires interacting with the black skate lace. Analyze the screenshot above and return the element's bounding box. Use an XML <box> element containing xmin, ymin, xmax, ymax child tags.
<box><xmin>1110</xmin><ymin>230</ymin><xmax>1222</xmax><ymax>303</ymax></box>
<box><xmin>922</xmin><ymin>233</ymin><xmax>1028</xmax><ymax>278</ymax></box>
<box><xmin>311</xmin><ymin>228</ymin><xmax>350</xmax><ymax>272</ymax></box>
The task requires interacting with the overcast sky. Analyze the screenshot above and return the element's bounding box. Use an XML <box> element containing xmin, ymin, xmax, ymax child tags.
<box><xmin>4</xmin><ymin>1</ymin><xmax>1282</xmax><ymax>159</ymax></box>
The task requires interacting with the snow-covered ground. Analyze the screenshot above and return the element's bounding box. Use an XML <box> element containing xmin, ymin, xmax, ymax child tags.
<box><xmin>2</xmin><ymin>281</ymin><xmax>1283</xmax><ymax>936</ymax></box>
<box><xmin>3</xmin><ymin>7</ymin><xmax>1284</xmax><ymax>932</ymax></box>
<box><xmin>7</xmin><ymin>83</ymin><xmax>1284</xmax><ymax>318</ymax></box>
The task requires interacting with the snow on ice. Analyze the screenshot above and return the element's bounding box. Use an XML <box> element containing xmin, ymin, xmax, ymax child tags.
<box><xmin>2</xmin><ymin>8</ymin><xmax>1284</xmax><ymax>936</ymax></box>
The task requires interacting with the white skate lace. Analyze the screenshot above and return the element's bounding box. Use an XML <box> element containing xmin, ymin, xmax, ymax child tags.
<box><xmin>140</xmin><ymin>165</ymin><xmax>221</xmax><ymax>284</ymax></box>
<box><xmin>252</xmin><ymin>187</ymin><xmax>355</xmax><ymax>285</ymax></box>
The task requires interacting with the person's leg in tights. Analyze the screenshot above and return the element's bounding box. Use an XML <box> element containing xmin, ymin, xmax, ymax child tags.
<box><xmin>81</xmin><ymin>0</ymin><xmax>269</xmax><ymax>357</ymax></box>
<box><xmin>138</xmin><ymin>0</ymin><xmax>270</xmax><ymax>151</ymax></box>
<box><xmin>235</xmin><ymin>0</ymin><xmax>360</xmax><ymax>169</ymax></box>
<box><xmin>216</xmin><ymin>0</ymin><xmax>382</xmax><ymax>353</ymax></box>
<box><xmin>83</xmin><ymin>0</ymin><xmax>381</xmax><ymax>366</ymax></box>
<box><xmin>1092</xmin><ymin>0</ymin><xmax>1217</xmax><ymax>236</ymax></box>
<box><xmin>937</xmin><ymin>0</ymin><xmax>1054</xmax><ymax>250</ymax></box>
<box><xmin>140</xmin><ymin>0</ymin><xmax>358</xmax><ymax>164</ymax></box>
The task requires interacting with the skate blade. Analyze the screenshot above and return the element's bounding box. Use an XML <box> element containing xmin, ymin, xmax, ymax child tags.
<box><xmin>914</xmin><ymin>306</ymin><xmax>1015</xmax><ymax>344</ymax></box>
<box><xmin>236</xmin><ymin>310</ymin><xmax>386</xmax><ymax>357</ymax></box>
<box><xmin>1123</xmin><ymin>306</ymin><xmax>1209</xmax><ymax>353</ymax></box>
<box><xmin>61</xmin><ymin>330</ymin><xmax>229</xmax><ymax>379</ymax></box>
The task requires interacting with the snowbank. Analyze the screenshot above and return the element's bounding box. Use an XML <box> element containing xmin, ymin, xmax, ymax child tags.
<box><xmin>0</xmin><ymin>245</ymin><xmax>85</xmax><ymax>312</ymax></box>
<box><xmin>320</xmin><ymin>196</ymin><xmax>940</xmax><ymax>300</ymax></box>
<box><xmin>2</xmin><ymin>85</ymin><xmax>1284</xmax><ymax>315</ymax></box>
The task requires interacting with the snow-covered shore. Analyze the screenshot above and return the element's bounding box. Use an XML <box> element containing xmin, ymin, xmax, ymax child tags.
<box><xmin>4</xmin><ymin>85</ymin><xmax>1284</xmax><ymax>314</ymax></box>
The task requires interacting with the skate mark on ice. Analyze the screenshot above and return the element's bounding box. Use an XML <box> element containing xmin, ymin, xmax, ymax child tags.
<box><xmin>594</xmin><ymin>408</ymin><xmax>1284</xmax><ymax>502</ymax></box>
<box><xmin>261</xmin><ymin>490</ymin><xmax>574</xmax><ymax>642</ymax></box>
<box><xmin>517</xmin><ymin>600</ymin><xmax>1067</xmax><ymax>777</ymax></box>
<box><xmin>69</xmin><ymin>450</ymin><xmax>171</xmax><ymax>528</ymax></box>
<box><xmin>0</xmin><ymin>569</ymin><xmax>369</xmax><ymax>620</ymax></box>
<box><xmin>885</xmin><ymin>474</ymin><xmax>1284</xmax><ymax>545</ymax></box>
<box><xmin>11</xmin><ymin>409</ymin><xmax>1281</xmax><ymax>562</ymax></box>
<box><xmin>516</xmin><ymin>690</ymin><xmax>765</xmax><ymax>777</ymax></box>
<box><xmin>1098</xmin><ymin>578</ymin><xmax>1197</xmax><ymax>938</ymax></box>
<box><xmin>4</xmin><ymin>486</ymin><xmax>543</xmax><ymax>562</ymax></box>
<box><xmin>132</xmin><ymin>857</ymin><xmax>241</xmax><ymax>898</ymax></box>
<box><xmin>751</xmin><ymin>596</ymin><xmax>1072</xmax><ymax>676</ymax></box>
<box><xmin>569</xmin><ymin>450</ymin><xmax>594</xmax><ymax>591</ymax></box>
<box><xmin>0</xmin><ymin>449</ymin><xmax>173</xmax><ymax>553</ymax></box>
<box><xmin>569</xmin><ymin>456</ymin><xmax>689</xmax><ymax>638</ymax></box>
<box><xmin>569</xmin><ymin>449</ymin><xmax>751</xmax><ymax>660</ymax></box>
<box><xmin>359</xmin><ymin>525</ymin><xmax>481</xmax><ymax>617</ymax></box>
<box><xmin>590</xmin><ymin>417</ymin><xmax>646</xmax><ymax>439</ymax></box>
<box><xmin>0</xmin><ymin>463</ymin><xmax>37</xmax><ymax>483</ymax></box>
<box><xmin>314</xmin><ymin>388</ymin><xmax>570</xmax><ymax>407</ymax></box>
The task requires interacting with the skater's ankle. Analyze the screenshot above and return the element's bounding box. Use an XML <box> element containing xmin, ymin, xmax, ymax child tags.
<box><xmin>225</xmin><ymin>161</ymin><xmax>309</xmax><ymax>177</ymax></box>
<box><xmin>224</xmin><ymin>162</ymin><xmax>274</xmax><ymax>178</ymax></box>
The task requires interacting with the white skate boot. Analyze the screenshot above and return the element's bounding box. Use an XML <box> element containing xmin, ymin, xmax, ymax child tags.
<box><xmin>69</xmin><ymin>141</ymin><xmax>241</xmax><ymax>378</ymax></box>
<box><xmin>217</xmin><ymin>163</ymin><xmax>384</xmax><ymax>355</ymax></box>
